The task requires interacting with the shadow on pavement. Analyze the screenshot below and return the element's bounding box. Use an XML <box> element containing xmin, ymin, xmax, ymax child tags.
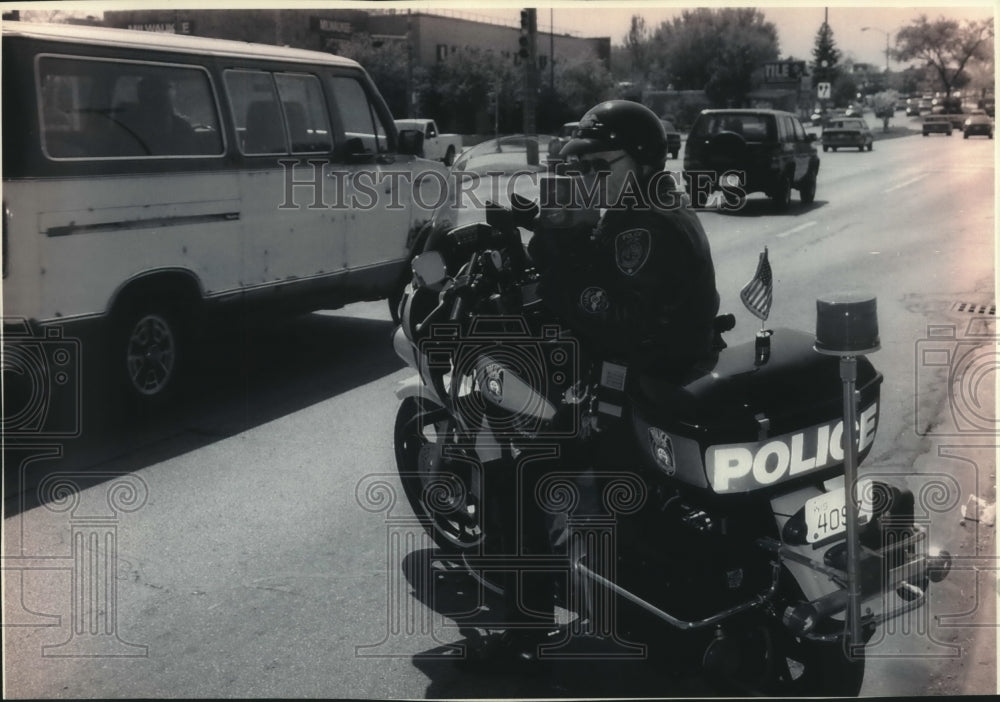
<box><xmin>872</xmin><ymin>123</ymin><xmax>923</xmax><ymax>141</ymax></box>
<box><xmin>401</xmin><ymin>548</ymin><xmax>717</xmax><ymax>699</ymax></box>
<box><xmin>697</xmin><ymin>198</ymin><xmax>828</xmax><ymax>218</ymax></box>
<box><xmin>5</xmin><ymin>310</ymin><xmax>404</xmax><ymax>514</ymax></box>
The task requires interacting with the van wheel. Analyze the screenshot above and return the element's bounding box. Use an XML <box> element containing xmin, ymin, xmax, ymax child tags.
<box><xmin>443</xmin><ymin>146</ymin><xmax>456</xmax><ymax>167</ymax></box>
<box><xmin>113</xmin><ymin>301</ymin><xmax>186</xmax><ymax>407</ymax></box>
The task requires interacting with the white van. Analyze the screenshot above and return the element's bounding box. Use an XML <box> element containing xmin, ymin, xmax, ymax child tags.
<box><xmin>2</xmin><ymin>21</ymin><xmax>440</xmax><ymax>405</ymax></box>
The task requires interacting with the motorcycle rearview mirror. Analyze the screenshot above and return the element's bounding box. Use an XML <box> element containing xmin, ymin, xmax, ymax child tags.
<box><xmin>412</xmin><ymin>251</ymin><xmax>448</xmax><ymax>289</ymax></box>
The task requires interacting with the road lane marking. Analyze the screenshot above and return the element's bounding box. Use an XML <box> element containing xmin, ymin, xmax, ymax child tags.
<box><xmin>884</xmin><ymin>173</ymin><xmax>929</xmax><ymax>193</ymax></box>
<box><xmin>776</xmin><ymin>220</ymin><xmax>817</xmax><ymax>238</ymax></box>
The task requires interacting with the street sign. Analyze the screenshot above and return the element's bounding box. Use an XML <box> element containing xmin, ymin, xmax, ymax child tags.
<box><xmin>818</xmin><ymin>82</ymin><xmax>832</xmax><ymax>100</ymax></box>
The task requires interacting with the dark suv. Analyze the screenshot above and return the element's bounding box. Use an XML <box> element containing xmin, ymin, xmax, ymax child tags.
<box><xmin>684</xmin><ymin>109</ymin><xmax>820</xmax><ymax>209</ymax></box>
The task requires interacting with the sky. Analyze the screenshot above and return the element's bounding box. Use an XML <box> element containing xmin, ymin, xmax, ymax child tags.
<box><xmin>9</xmin><ymin>1</ymin><xmax>997</xmax><ymax>69</ymax></box>
<box><xmin>451</xmin><ymin>2</ymin><xmax>997</xmax><ymax>68</ymax></box>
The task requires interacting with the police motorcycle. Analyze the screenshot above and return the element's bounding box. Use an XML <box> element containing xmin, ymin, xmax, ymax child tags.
<box><xmin>391</xmin><ymin>135</ymin><xmax>951</xmax><ymax>696</ymax></box>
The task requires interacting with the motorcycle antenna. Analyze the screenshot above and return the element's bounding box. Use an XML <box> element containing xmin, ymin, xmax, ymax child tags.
<box><xmin>814</xmin><ymin>292</ymin><xmax>881</xmax><ymax>656</ymax></box>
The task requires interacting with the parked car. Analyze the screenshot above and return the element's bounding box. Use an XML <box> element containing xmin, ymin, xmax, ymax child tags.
<box><xmin>660</xmin><ymin>118</ymin><xmax>682</xmax><ymax>159</ymax></box>
<box><xmin>922</xmin><ymin>114</ymin><xmax>953</xmax><ymax>136</ymax></box>
<box><xmin>684</xmin><ymin>108</ymin><xmax>819</xmax><ymax>209</ymax></box>
<box><xmin>821</xmin><ymin>117</ymin><xmax>874</xmax><ymax>152</ymax></box>
<box><xmin>963</xmin><ymin>109</ymin><xmax>994</xmax><ymax>138</ymax></box>
<box><xmin>393</xmin><ymin>118</ymin><xmax>463</xmax><ymax>166</ymax></box>
<box><xmin>905</xmin><ymin>98</ymin><xmax>922</xmax><ymax>117</ymax></box>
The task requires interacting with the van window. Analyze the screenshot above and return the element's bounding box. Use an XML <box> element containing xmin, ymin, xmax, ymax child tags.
<box><xmin>224</xmin><ymin>69</ymin><xmax>286</xmax><ymax>155</ymax></box>
<box><xmin>37</xmin><ymin>56</ymin><xmax>223</xmax><ymax>159</ymax></box>
<box><xmin>329</xmin><ymin>76</ymin><xmax>388</xmax><ymax>154</ymax></box>
<box><xmin>275</xmin><ymin>73</ymin><xmax>333</xmax><ymax>153</ymax></box>
<box><xmin>225</xmin><ymin>69</ymin><xmax>334</xmax><ymax>155</ymax></box>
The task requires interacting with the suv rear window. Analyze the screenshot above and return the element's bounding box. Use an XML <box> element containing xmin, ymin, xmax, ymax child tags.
<box><xmin>691</xmin><ymin>113</ymin><xmax>776</xmax><ymax>142</ymax></box>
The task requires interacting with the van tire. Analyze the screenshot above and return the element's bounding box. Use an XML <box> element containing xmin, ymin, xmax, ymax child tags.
<box><xmin>112</xmin><ymin>299</ymin><xmax>187</xmax><ymax>408</ymax></box>
<box><xmin>444</xmin><ymin>146</ymin><xmax>456</xmax><ymax>167</ymax></box>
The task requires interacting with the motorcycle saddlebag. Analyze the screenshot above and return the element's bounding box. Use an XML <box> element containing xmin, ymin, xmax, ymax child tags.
<box><xmin>632</xmin><ymin>327</ymin><xmax>882</xmax><ymax>495</ymax></box>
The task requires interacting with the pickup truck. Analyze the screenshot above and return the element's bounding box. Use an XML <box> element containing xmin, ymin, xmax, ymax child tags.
<box><xmin>394</xmin><ymin>118</ymin><xmax>463</xmax><ymax>166</ymax></box>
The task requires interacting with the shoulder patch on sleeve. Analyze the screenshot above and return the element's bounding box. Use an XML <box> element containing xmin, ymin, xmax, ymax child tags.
<box><xmin>615</xmin><ymin>228</ymin><xmax>651</xmax><ymax>276</ymax></box>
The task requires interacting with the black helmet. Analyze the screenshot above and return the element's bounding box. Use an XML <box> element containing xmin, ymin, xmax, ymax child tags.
<box><xmin>560</xmin><ymin>100</ymin><xmax>667</xmax><ymax>166</ymax></box>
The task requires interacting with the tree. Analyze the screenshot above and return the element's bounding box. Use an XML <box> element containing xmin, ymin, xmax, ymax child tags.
<box><xmin>895</xmin><ymin>15</ymin><xmax>994</xmax><ymax>95</ymax></box>
<box><xmin>335</xmin><ymin>35</ymin><xmax>410</xmax><ymax>118</ymax></box>
<box><xmin>831</xmin><ymin>73</ymin><xmax>858</xmax><ymax>108</ymax></box>
<box><xmin>554</xmin><ymin>55</ymin><xmax>616</xmax><ymax>119</ymax></box>
<box><xmin>811</xmin><ymin>21</ymin><xmax>842</xmax><ymax>88</ymax></box>
<box><xmin>623</xmin><ymin>15</ymin><xmax>649</xmax><ymax>86</ymax></box>
<box><xmin>414</xmin><ymin>48</ymin><xmax>519</xmax><ymax>133</ymax></box>
<box><xmin>649</xmin><ymin>8</ymin><xmax>780</xmax><ymax>106</ymax></box>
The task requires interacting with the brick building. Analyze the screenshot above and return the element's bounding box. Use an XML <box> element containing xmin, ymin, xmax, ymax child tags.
<box><xmin>103</xmin><ymin>9</ymin><xmax>608</xmax><ymax>76</ymax></box>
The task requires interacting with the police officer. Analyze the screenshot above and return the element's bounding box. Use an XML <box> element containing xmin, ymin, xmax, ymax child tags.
<box><xmin>458</xmin><ymin>102</ymin><xmax>721</xmax><ymax>673</ymax></box>
<box><xmin>536</xmin><ymin>99</ymin><xmax>720</xmax><ymax>373</ymax></box>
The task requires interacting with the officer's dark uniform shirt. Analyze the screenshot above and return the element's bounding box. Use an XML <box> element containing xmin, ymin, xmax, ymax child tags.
<box><xmin>532</xmin><ymin>184</ymin><xmax>719</xmax><ymax>369</ymax></box>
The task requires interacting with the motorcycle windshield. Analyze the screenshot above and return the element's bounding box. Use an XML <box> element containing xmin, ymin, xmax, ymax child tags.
<box><xmin>429</xmin><ymin>135</ymin><xmax>554</xmax><ymax>233</ymax></box>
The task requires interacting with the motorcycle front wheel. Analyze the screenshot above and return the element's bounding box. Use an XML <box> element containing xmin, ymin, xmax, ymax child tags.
<box><xmin>394</xmin><ymin>396</ymin><xmax>485</xmax><ymax>552</ymax></box>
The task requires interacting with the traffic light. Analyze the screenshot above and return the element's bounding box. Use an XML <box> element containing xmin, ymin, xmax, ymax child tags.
<box><xmin>518</xmin><ymin>9</ymin><xmax>530</xmax><ymax>60</ymax></box>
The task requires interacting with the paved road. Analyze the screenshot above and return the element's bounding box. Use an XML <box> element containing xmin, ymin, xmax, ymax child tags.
<box><xmin>3</xmin><ymin>117</ymin><xmax>995</xmax><ymax>698</ymax></box>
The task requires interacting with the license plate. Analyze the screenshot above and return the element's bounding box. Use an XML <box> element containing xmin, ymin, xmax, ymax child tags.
<box><xmin>804</xmin><ymin>479</ymin><xmax>873</xmax><ymax>544</ymax></box>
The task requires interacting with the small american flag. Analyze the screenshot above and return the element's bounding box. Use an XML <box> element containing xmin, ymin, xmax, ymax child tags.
<box><xmin>740</xmin><ymin>248</ymin><xmax>773</xmax><ymax>321</ymax></box>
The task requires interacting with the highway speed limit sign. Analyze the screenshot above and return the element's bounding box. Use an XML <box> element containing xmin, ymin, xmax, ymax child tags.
<box><xmin>817</xmin><ymin>82</ymin><xmax>832</xmax><ymax>99</ymax></box>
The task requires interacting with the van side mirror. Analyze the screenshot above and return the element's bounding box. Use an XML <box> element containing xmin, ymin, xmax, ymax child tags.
<box><xmin>343</xmin><ymin>136</ymin><xmax>376</xmax><ymax>164</ymax></box>
<box><xmin>397</xmin><ymin>129</ymin><xmax>425</xmax><ymax>157</ymax></box>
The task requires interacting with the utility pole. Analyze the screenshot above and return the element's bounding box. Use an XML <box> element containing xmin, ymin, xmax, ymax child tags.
<box><xmin>520</xmin><ymin>9</ymin><xmax>538</xmax><ymax>134</ymax></box>
<box><xmin>406</xmin><ymin>11</ymin><xmax>415</xmax><ymax>118</ymax></box>
<box><xmin>519</xmin><ymin>8</ymin><xmax>538</xmax><ymax>163</ymax></box>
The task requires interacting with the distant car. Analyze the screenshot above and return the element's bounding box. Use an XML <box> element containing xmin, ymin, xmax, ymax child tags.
<box><xmin>821</xmin><ymin>117</ymin><xmax>874</xmax><ymax>152</ymax></box>
<box><xmin>963</xmin><ymin>110</ymin><xmax>994</xmax><ymax>139</ymax></box>
<box><xmin>844</xmin><ymin>104</ymin><xmax>863</xmax><ymax>118</ymax></box>
<box><xmin>660</xmin><ymin>119</ymin><xmax>682</xmax><ymax>159</ymax></box>
<box><xmin>684</xmin><ymin>108</ymin><xmax>819</xmax><ymax>209</ymax></box>
<box><xmin>922</xmin><ymin>114</ymin><xmax>953</xmax><ymax>136</ymax></box>
<box><xmin>547</xmin><ymin>121</ymin><xmax>578</xmax><ymax>159</ymax></box>
<box><xmin>906</xmin><ymin>102</ymin><xmax>921</xmax><ymax>117</ymax></box>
